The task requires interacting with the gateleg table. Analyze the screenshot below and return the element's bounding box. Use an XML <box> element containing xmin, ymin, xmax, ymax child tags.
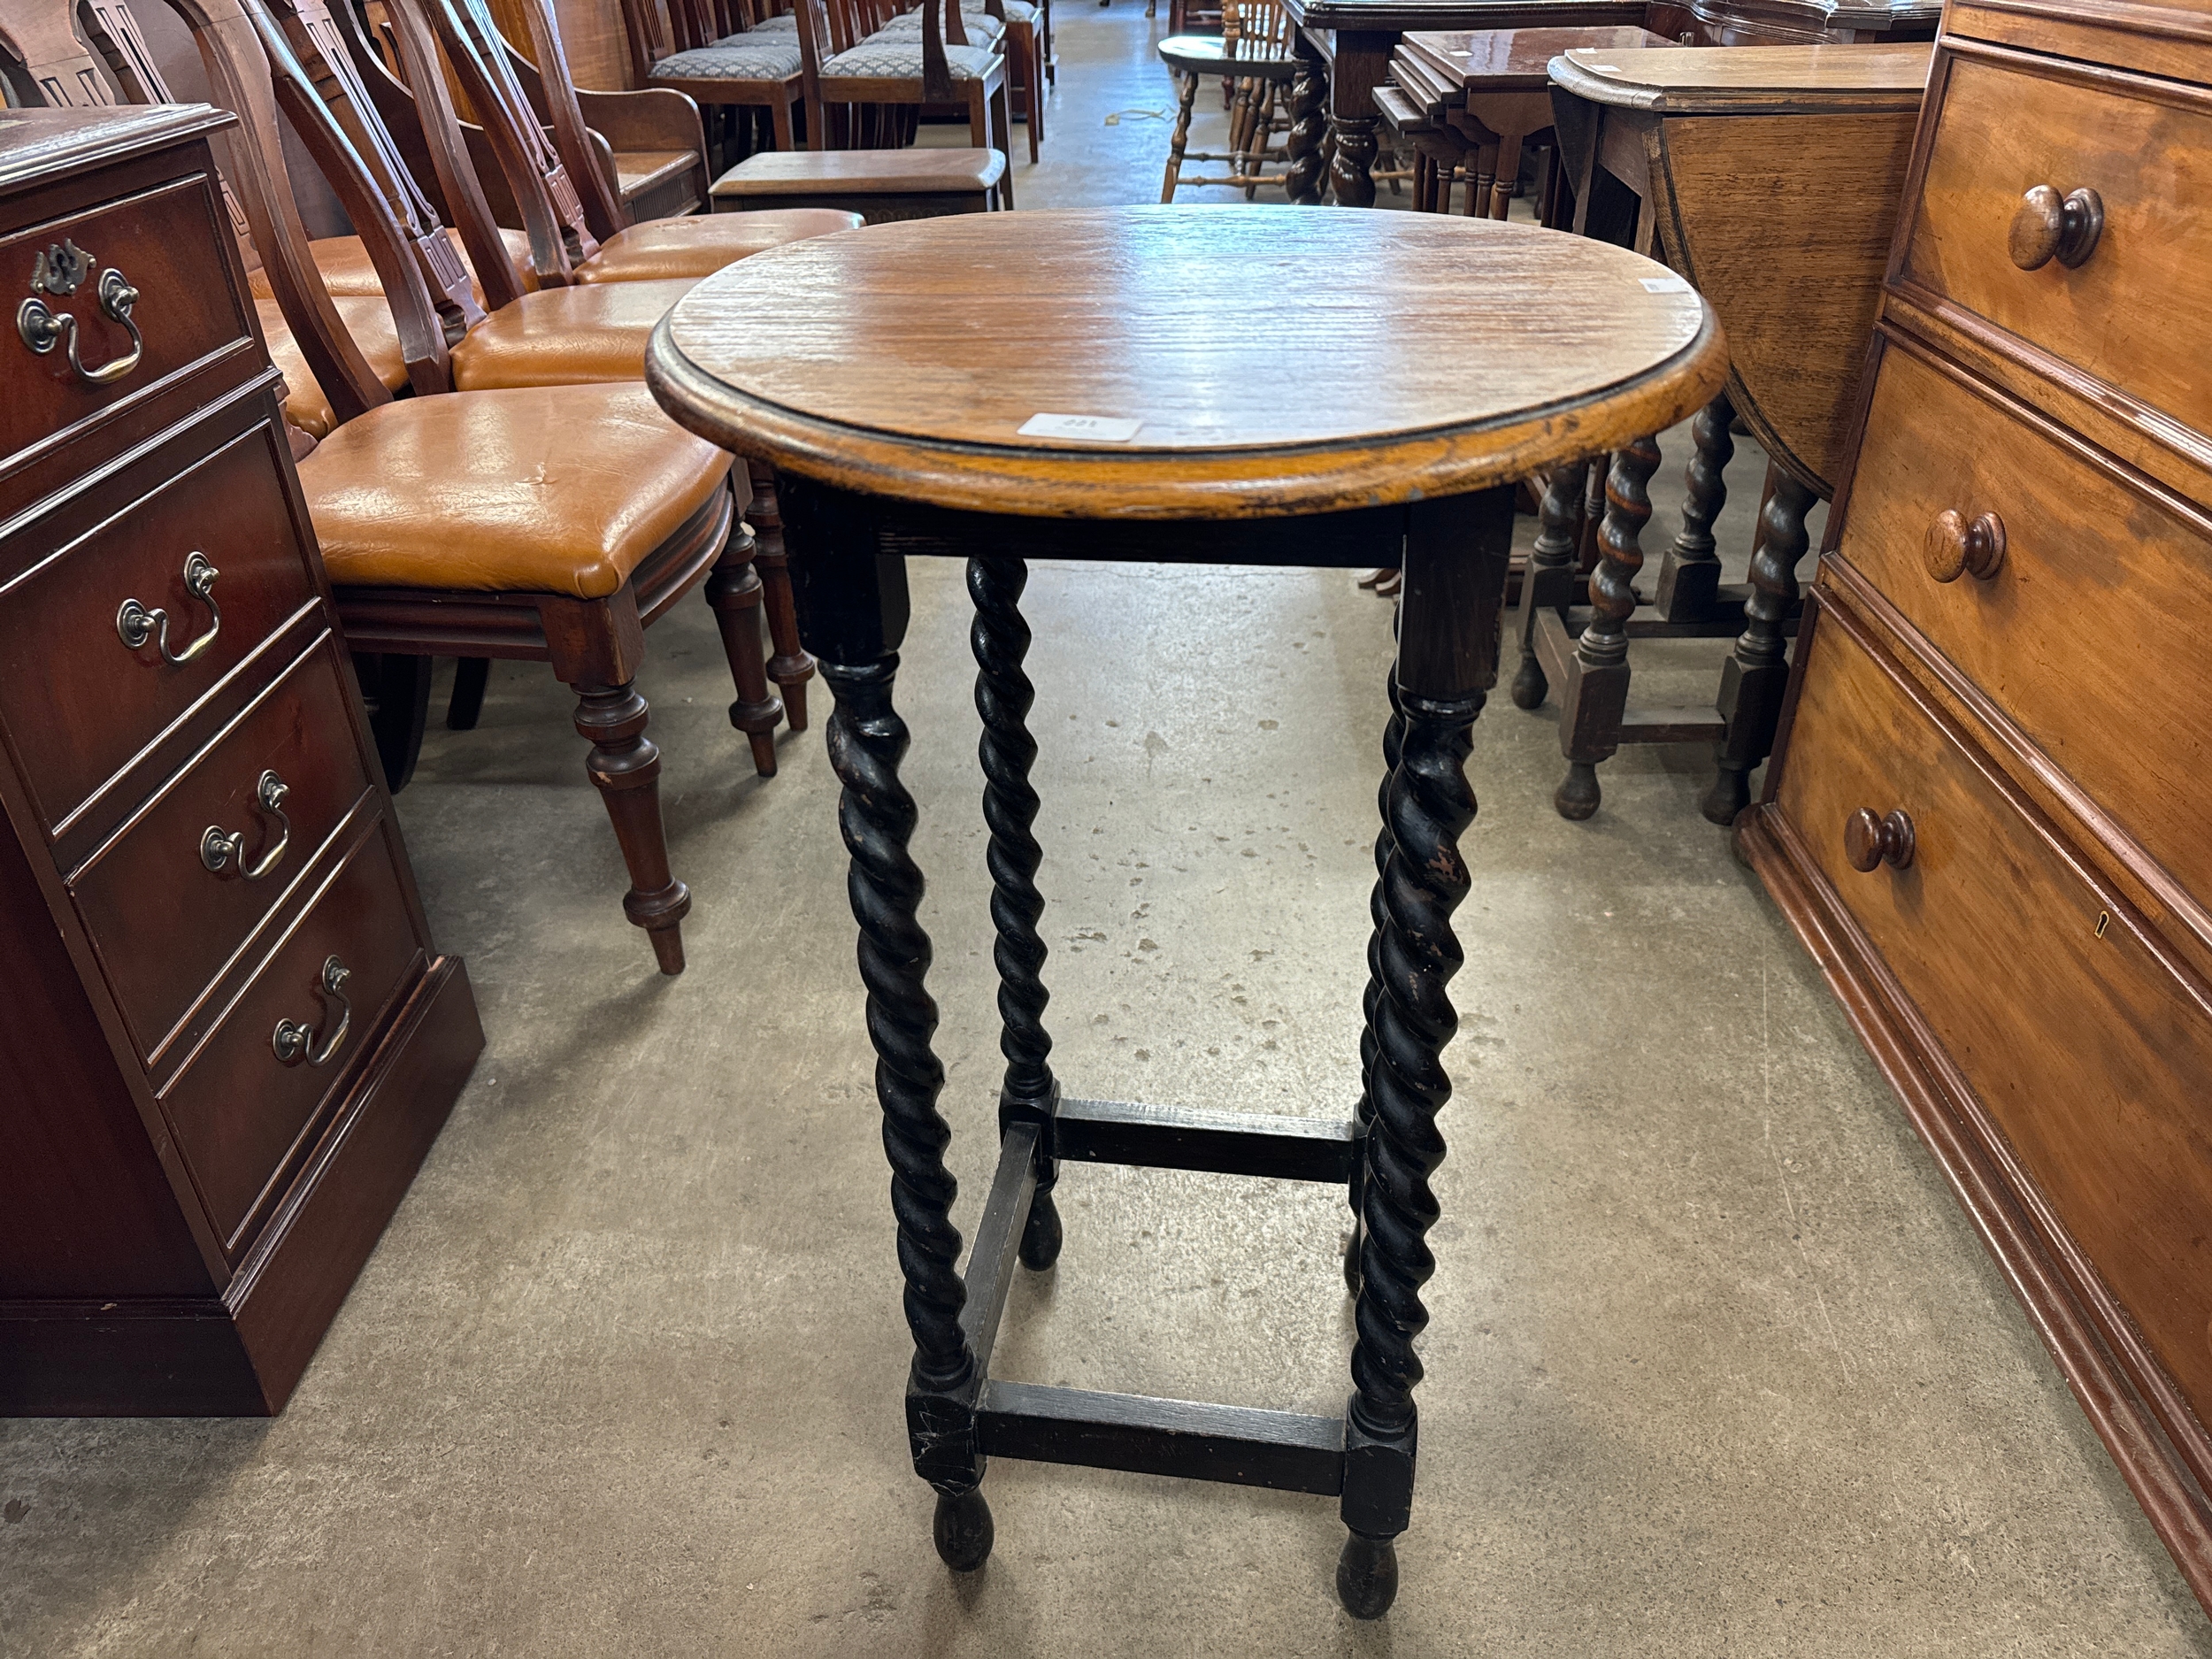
<box><xmin>646</xmin><ymin>204</ymin><xmax>1726</xmax><ymax>1617</ymax></box>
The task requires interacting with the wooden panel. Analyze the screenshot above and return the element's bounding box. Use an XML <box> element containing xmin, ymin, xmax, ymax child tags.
<box><xmin>157</xmin><ymin>816</ymin><xmax>426</xmax><ymax>1253</ymax></box>
<box><xmin>70</xmin><ymin>637</ymin><xmax>378</xmax><ymax>1064</ymax></box>
<box><xmin>0</xmin><ymin>419</ymin><xmax>318</xmax><ymax>829</ymax></box>
<box><xmin>0</xmin><ymin>168</ymin><xmax>252</xmax><ymax>469</ymax></box>
<box><xmin>1774</xmin><ymin>603</ymin><xmax>2212</xmax><ymax>1430</ymax></box>
<box><xmin>1655</xmin><ymin>107</ymin><xmax>1918</xmax><ymax>489</ymax></box>
<box><xmin>1946</xmin><ymin>0</ymin><xmax>2212</xmax><ymax>88</ymax></box>
<box><xmin>490</xmin><ymin>0</ymin><xmax>635</xmax><ymax>89</ymax></box>
<box><xmin>1838</xmin><ymin>334</ymin><xmax>2212</xmax><ymax>916</ymax></box>
<box><xmin>1901</xmin><ymin>47</ymin><xmax>2212</xmax><ymax>447</ymax></box>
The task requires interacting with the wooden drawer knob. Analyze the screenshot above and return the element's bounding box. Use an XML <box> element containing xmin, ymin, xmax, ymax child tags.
<box><xmin>1845</xmin><ymin>808</ymin><xmax>1916</xmax><ymax>873</ymax></box>
<box><xmin>2008</xmin><ymin>185</ymin><xmax>2104</xmax><ymax>271</ymax></box>
<box><xmin>1922</xmin><ymin>509</ymin><xmax>2007</xmax><ymax>583</ymax></box>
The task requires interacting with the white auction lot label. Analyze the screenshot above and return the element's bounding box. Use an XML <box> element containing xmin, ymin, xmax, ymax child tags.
<box><xmin>1018</xmin><ymin>413</ymin><xmax>1144</xmax><ymax>442</ymax></box>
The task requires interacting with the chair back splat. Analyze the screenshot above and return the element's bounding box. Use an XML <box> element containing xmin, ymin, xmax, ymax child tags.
<box><xmin>391</xmin><ymin>0</ymin><xmax>598</xmax><ymax>281</ymax></box>
<box><xmin>484</xmin><ymin>0</ymin><xmax>634</xmax><ymax>241</ymax></box>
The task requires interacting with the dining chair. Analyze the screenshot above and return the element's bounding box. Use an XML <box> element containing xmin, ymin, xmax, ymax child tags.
<box><xmin>622</xmin><ymin>0</ymin><xmax>807</xmax><ymax>153</ymax></box>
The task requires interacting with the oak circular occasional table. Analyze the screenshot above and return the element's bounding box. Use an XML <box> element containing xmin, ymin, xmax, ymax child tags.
<box><xmin>647</xmin><ymin>204</ymin><xmax>1725</xmax><ymax>1618</ymax></box>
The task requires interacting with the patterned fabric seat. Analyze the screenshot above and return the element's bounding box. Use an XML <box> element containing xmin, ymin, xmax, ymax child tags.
<box><xmin>869</xmin><ymin>5</ymin><xmax>1010</xmax><ymax>37</ymax></box>
<box><xmin>713</xmin><ymin>13</ymin><xmax>798</xmax><ymax>37</ymax></box>
<box><xmin>820</xmin><ymin>37</ymin><xmax>997</xmax><ymax>75</ymax></box>
<box><xmin>649</xmin><ymin>38</ymin><xmax>803</xmax><ymax>77</ymax></box>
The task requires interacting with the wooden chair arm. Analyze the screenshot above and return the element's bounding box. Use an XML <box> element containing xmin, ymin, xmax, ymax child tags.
<box><xmin>576</xmin><ymin>83</ymin><xmax>707</xmax><ymax>159</ymax></box>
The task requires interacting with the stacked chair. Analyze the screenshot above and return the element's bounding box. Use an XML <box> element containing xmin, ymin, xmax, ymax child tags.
<box><xmin>621</xmin><ymin>0</ymin><xmax>808</xmax><ymax>157</ymax></box>
<box><xmin>789</xmin><ymin>0</ymin><xmax>1024</xmax><ymax>188</ymax></box>
<box><xmin>6</xmin><ymin>0</ymin><xmax>864</xmax><ymax>972</ymax></box>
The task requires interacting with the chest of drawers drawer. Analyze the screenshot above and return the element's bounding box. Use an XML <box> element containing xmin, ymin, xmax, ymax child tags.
<box><xmin>0</xmin><ymin>142</ymin><xmax>257</xmax><ymax>480</ymax></box>
<box><xmin>1836</xmin><ymin>330</ymin><xmax>2212</xmax><ymax>904</ymax></box>
<box><xmin>1898</xmin><ymin>44</ymin><xmax>2212</xmax><ymax>444</ymax></box>
<box><xmin>1775</xmin><ymin>595</ymin><xmax>2212</xmax><ymax>1419</ymax></box>
<box><xmin>156</xmin><ymin>811</ymin><xmax>426</xmax><ymax>1254</ymax></box>
<box><xmin>0</xmin><ymin>411</ymin><xmax>319</xmax><ymax>831</ymax></box>
<box><xmin>67</xmin><ymin>635</ymin><xmax>380</xmax><ymax>1066</ymax></box>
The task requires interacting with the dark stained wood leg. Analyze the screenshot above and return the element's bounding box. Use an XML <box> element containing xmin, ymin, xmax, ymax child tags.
<box><xmin>1161</xmin><ymin>70</ymin><xmax>1198</xmax><ymax>202</ymax></box>
<box><xmin>1555</xmin><ymin>434</ymin><xmax>1660</xmax><ymax>820</ymax></box>
<box><xmin>572</xmin><ymin>679</ymin><xmax>690</xmax><ymax>974</ymax></box>
<box><xmin>1348</xmin><ymin>664</ymin><xmax>1406</xmax><ymax>1296</ymax></box>
<box><xmin>703</xmin><ymin>518</ymin><xmax>784</xmax><ymax>779</ymax></box>
<box><xmin>969</xmin><ymin>556</ymin><xmax>1063</xmax><ymax>1271</ymax></box>
<box><xmin>748</xmin><ymin>463</ymin><xmax>814</xmax><ymax>732</ymax></box>
<box><xmin>1284</xmin><ymin>34</ymin><xmax>1326</xmax><ymax>205</ymax></box>
<box><xmin>1654</xmin><ymin>390</ymin><xmax>1733</xmax><ymax>622</ymax></box>
<box><xmin>1340</xmin><ymin>487</ymin><xmax>1511</xmax><ymax>1619</ymax></box>
<box><xmin>781</xmin><ymin>479</ymin><xmax>990</xmax><ymax>1565</ymax></box>
<box><xmin>361</xmin><ymin>652</ymin><xmax>432</xmax><ymax>794</ymax></box>
<box><xmin>446</xmin><ymin>657</ymin><xmax>489</xmax><ymax>731</ymax></box>
<box><xmin>1706</xmin><ymin>471</ymin><xmax>1817</xmax><ymax>826</ymax></box>
<box><xmin>1575</xmin><ymin>446</ymin><xmax>1609</xmax><ymax>572</ymax></box>
<box><xmin>1509</xmin><ymin>459</ymin><xmax>1585</xmax><ymax>710</ymax></box>
<box><xmin>1330</xmin><ymin>114</ymin><xmax>1379</xmax><ymax>209</ymax></box>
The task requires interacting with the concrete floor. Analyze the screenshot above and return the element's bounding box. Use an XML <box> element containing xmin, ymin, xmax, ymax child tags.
<box><xmin>7</xmin><ymin>11</ymin><xmax>2212</xmax><ymax>1656</ymax></box>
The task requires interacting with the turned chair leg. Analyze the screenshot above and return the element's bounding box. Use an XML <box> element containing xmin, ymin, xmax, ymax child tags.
<box><xmin>1161</xmin><ymin>69</ymin><xmax>1198</xmax><ymax>202</ymax></box>
<box><xmin>747</xmin><ymin>460</ymin><xmax>815</xmax><ymax>731</ymax></box>
<box><xmin>705</xmin><ymin>518</ymin><xmax>785</xmax><ymax>778</ymax></box>
<box><xmin>572</xmin><ymin>679</ymin><xmax>691</xmax><ymax>974</ymax></box>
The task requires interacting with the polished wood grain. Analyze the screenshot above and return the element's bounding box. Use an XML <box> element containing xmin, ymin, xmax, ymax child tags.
<box><xmin>1650</xmin><ymin>104</ymin><xmax>1917</xmax><ymax>489</ymax></box>
<box><xmin>1900</xmin><ymin>44</ymin><xmax>2212</xmax><ymax>445</ymax></box>
<box><xmin>1777</xmin><ymin>595</ymin><xmax>2212</xmax><ymax>1458</ymax></box>
<box><xmin>1551</xmin><ymin>39</ymin><xmax>1928</xmax><ymax>107</ymax></box>
<box><xmin>489</xmin><ymin>0</ymin><xmax>630</xmax><ymax>88</ymax></box>
<box><xmin>649</xmin><ymin>205</ymin><xmax>1727</xmax><ymax>517</ymax></box>
<box><xmin>1837</xmin><ymin>332</ymin><xmax>2212</xmax><ymax>924</ymax></box>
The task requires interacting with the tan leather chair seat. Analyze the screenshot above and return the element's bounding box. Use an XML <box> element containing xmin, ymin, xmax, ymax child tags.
<box><xmin>573</xmin><ymin>208</ymin><xmax>864</xmax><ymax>282</ymax></box>
<box><xmin>296</xmin><ymin>383</ymin><xmax>733</xmax><ymax>598</ymax></box>
<box><xmin>249</xmin><ymin>227</ymin><xmax>540</xmax><ymax>302</ymax></box>
<box><xmin>448</xmin><ymin>278</ymin><xmax>698</xmax><ymax>391</ymax></box>
<box><xmin>258</xmin><ymin>293</ymin><xmax>411</xmax><ymax>439</ymax></box>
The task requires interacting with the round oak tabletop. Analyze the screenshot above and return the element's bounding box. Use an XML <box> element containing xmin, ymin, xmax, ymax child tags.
<box><xmin>646</xmin><ymin>205</ymin><xmax>1728</xmax><ymax>520</ymax></box>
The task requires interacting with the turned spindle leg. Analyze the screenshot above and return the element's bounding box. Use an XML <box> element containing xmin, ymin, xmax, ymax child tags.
<box><xmin>572</xmin><ymin>680</ymin><xmax>690</xmax><ymax>974</ymax></box>
<box><xmin>746</xmin><ymin>462</ymin><xmax>815</xmax><ymax>733</ymax></box>
<box><xmin>1509</xmin><ymin>459</ymin><xmax>1586</xmax><ymax>710</ymax></box>
<box><xmin>1330</xmin><ymin>112</ymin><xmax>1380</xmax><ymax>210</ymax></box>
<box><xmin>1653</xmin><ymin>391</ymin><xmax>1733</xmax><ymax>622</ymax></box>
<box><xmin>1555</xmin><ymin>435</ymin><xmax>1660</xmax><ymax>820</ymax></box>
<box><xmin>1706</xmin><ymin>471</ymin><xmax>1817</xmax><ymax>826</ymax></box>
<box><xmin>703</xmin><ymin>515</ymin><xmax>784</xmax><ymax>778</ymax></box>
<box><xmin>1160</xmin><ymin>70</ymin><xmax>1199</xmax><ymax>202</ymax></box>
<box><xmin>1339</xmin><ymin>489</ymin><xmax>1508</xmax><ymax>1620</ymax></box>
<box><xmin>970</xmin><ymin>557</ymin><xmax>1063</xmax><ymax>1270</ymax></box>
<box><xmin>1347</xmin><ymin>667</ymin><xmax>1406</xmax><ymax>1296</ymax></box>
<box><xmin>1284</xmin><ymin>41</ymin><xmax>1326</xmax><ymax>204</ymax></box>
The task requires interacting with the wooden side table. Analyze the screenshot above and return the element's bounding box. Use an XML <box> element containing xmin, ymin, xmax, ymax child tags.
<box><xmin>647</xmin><ymin>205</ymin><xmax>1725</xmax><ymax>1617</ymax></box>
<box><xmin>1523</xmin><ymin>42</ymin><xmax>1927</xmax><ymax>819</ymax></box>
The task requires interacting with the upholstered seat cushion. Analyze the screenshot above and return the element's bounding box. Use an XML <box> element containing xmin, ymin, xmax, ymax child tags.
<box><xmin>821</xmin><ymin>39</ymin><xmax>996</xmax><ymax>78</ymax></box>
<box><xmin>448</xmin><ymin>279</ymin><xmax>699</xmax><ymax>391</ymax></box>
<box><xmin>258</xmin><ymin>293</ymin><xmax>411</xmax><ymax>440</ymax></box>
<box><xmin>296</xmin><ymin>384</ymin><xmax>733</xmax><ymax>598</ymax></box>
<box><xmin>714</xmin><ymin>13</ymin><xmax>797</xmax><ymax>36</ymax></box>
<box><xmin>250</xmin><ymin>227</ymin><xmax>538</xmax><ymax>303</ymax></box>
<box><xmin>572</xmin><ymin>207</ymin><xmax>863</xmax><ymax>282</ymax></box>
<box><xmin>871</xmin><ymin>7</ymin><xmax>1009</xmax><ymax>38</ymax></box>
<box><xmin>649</xmin><ymin>39</ymin><xmax>803</xmax><ymax>78</ymax></box>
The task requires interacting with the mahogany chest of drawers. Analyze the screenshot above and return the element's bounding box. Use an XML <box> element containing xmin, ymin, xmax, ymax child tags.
<box><xmin>1741</xmin><ymin>0</ymin><xmax>2212</xmax><ymax>1609</ymax></box>
<box><xmin>0</xmin><ymin>104</ymin><xmax>480</xmax><ymax>1414</ymax></box>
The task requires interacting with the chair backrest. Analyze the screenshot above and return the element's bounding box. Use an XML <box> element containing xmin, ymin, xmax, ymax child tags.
<box><xmin>616</xmin><ymin>0</ymin><xmax>669</xmax><ymax>83</ymax></box>
<box><xmin>477</xmin><ymin>0</ymin><xmax>632</xmax><ymax>239</ymax></box>
<box><xmin>1222</xmin><ymin>0</ymin><xmax>1288</xmax><ymax>58</ymax></box>
<box><xmin>386</xmin><ymin>0</ymin><xmax>600</xmax><ymax>282</ymax></box>
<box><xmin>0</xmin><ymin>0</ymin><xmax>113</xmax><ymax>100</ymax></box>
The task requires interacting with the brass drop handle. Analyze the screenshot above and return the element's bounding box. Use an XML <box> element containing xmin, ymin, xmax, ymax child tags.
<box><xmin>272</xmin><ymin>955</ymin><xmax>351</xmax><ymax>1067</ymax></box>
<box><xmin>117</xmin><ymin>551</ymin><xmax>221</xmax><ymax>665</ymax></box>
<box><xmin>2008</xmin><ymin>185</ymin><xmax>2104</xmax><ymax>271</ymax></box>
<box><xmin>1922</xmin><ymin>509</ymin><xmax>2006</xmax><ymax>583</ymax></box>
<box><xmin>18</xmin><ymin>265</ymin><xmax>145</xmax><ymax>387</ymax></box>
<box><xmin>1845</xmin><ymin>807</ymin><xmax>1916</xmax><ymax>873</ymax></box>
<box><xmin>200</xmin><ymin>770</ymin><xmax>292</xmax><ymax>879</ymax></box>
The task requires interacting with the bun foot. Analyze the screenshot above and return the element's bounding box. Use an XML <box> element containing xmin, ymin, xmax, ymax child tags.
<box><xmin>1701</xmin><ymin>762</ymin><xmax>1751</xmax><ymax>826</ymax></box>
<box><xmin>1018</xmin><ymin>1190</ymin><xmax>1063</xmax><ymax>1271</ymax></box>
<box><xmin>1336</xmin><ymin>1531</ymin><xmax>1398</xmax><ymax>1619</ymax></box>
<box><xmin>1555</xmin><ymin>761</ymin><xmax>1601</xmax><ymax>820</ymax></box>
<box><xmin>933</xmin><ymin>1487</ymin><xmax>995</xmax><ymax>1571</ymax></box>
<box><xmin>1509</xmin><ymin>653</ymin><xmax>1547</xmax><ymax>710</ymax></box>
